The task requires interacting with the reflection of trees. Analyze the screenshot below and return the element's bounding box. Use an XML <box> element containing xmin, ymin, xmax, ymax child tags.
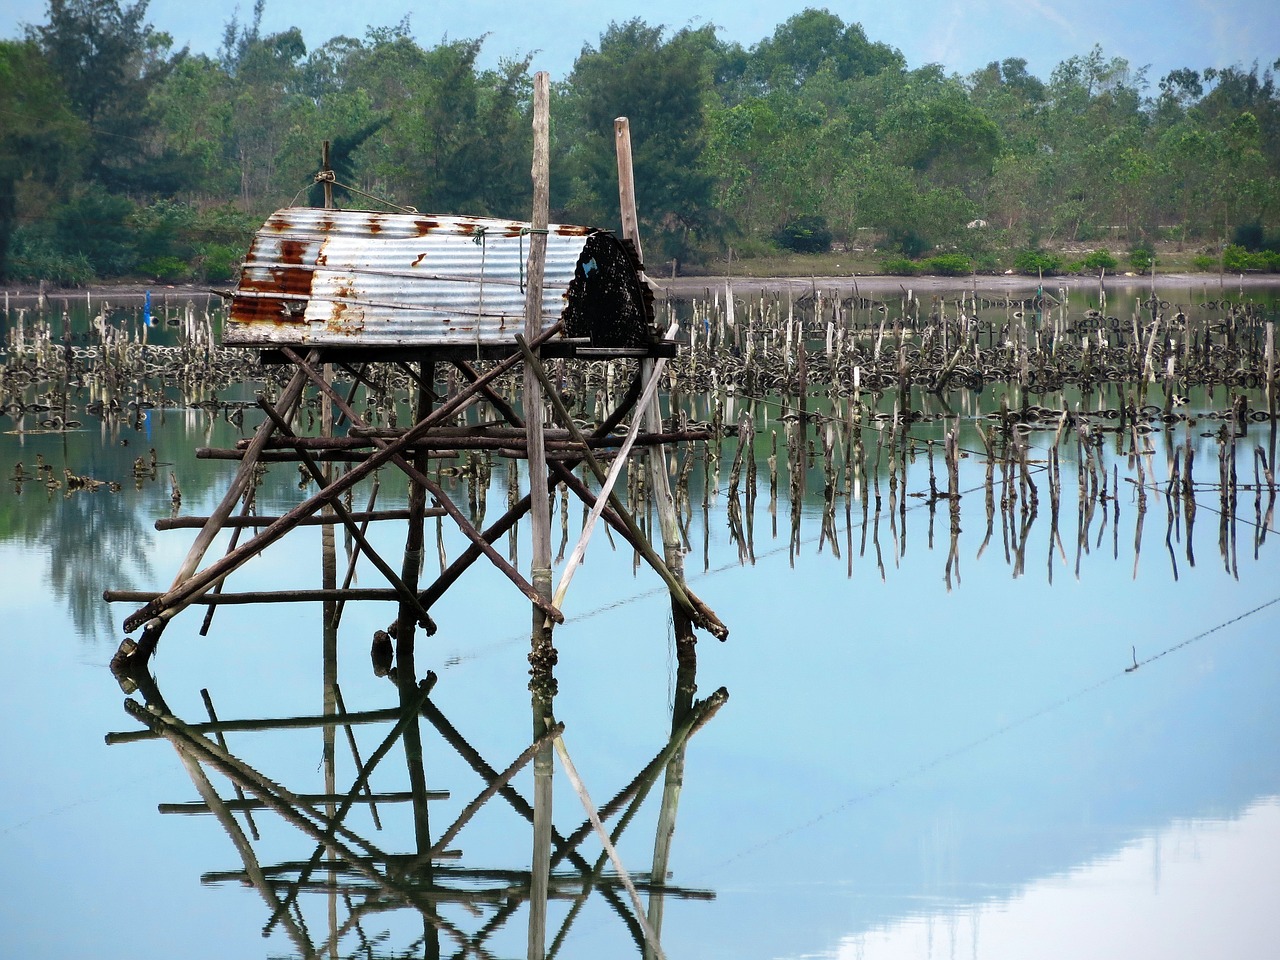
<box><xmin>46</xmin><ymin>487</ymin><xmax>154</xmax><ymax>640</ymax></box>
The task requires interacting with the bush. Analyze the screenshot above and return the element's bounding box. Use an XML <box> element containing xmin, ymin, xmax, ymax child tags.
<box><xmin>971</xmin><ymin>252</ymin><xmax>1003</xmax><ymax>274</ymax></box>
<box><xmin>1192</xmin><ymin>254</ymin><xmax>1218</xmax><ymax>271</ymax></box>
<box><xmin>887</xmin><ymin>227</ymin><xmax>931</xmax><ymax>259</ymax></box>
<box><xmin>921</xmin><ymin>253</ymin><xmax>971</xmax><ymax>275</ymax></box>
<box><xmin>197</xmin><ymin>243</ymin><xmax>242</xmax><ymax>283</ymax></box>
<box><xmin>1222</xmin><ymin>244</ymin><xmax>1252</xmax><ymax>272</ymax></box>
<box><xmin>1012</xmin><ymin>249</ymin><xmax>1062</xmax><ymax>275</ymax></box>
<box><xmin>880</xmin><ymin>256</ymin><xmax>918</xmax><ymax>276</ymax></box>
<box><xmin>1082</xmin><ymin>249</ymin><xmax>1118</xmax><ymax>272</ymax></box>
<box><xmin>138</xmin><ymin>256</ymin><xmax>190</xmax><ymax>283</ymax></box>
<box><xmin>773</xmin><ymin>216</ymin><xmax>832</xmax><ymax>253</ymax></box>
<box><xmin>7</xmin><ymin>227</ymin><xmax>95</xmax><ymax>285</ymax></box>
<box><xmin>1232</xmin><ymin>220</ymin><xmax>1265</xmax><ymax>252</ymax></box>
<box><xmin>1127</xmin><ymin>243</ymin><xmax>1155</xmax><ymax>275</ymax></box>
<box><xmin>53</xmin><ymin>193</ymin><xmax>140</xmax><ymax>276</ymax></box>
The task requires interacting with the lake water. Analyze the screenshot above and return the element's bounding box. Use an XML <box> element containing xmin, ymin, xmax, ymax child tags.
<box><xmin>2</xmin><ymin>281</ymin><xmax>1279</xmax><ymax>959</ymax></box>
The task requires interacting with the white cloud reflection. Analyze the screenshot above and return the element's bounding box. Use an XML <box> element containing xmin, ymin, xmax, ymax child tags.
<box><xmin>832</xmin><ymin>798</ymin><xmax>1280</xmax><ymax>960</ymax></box>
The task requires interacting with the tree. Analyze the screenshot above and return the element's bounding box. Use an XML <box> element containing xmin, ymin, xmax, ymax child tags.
<box><xmin>559</xmin><ymin>19</ymin><xmax>721</xmax><ymax>263</ymax></box>
<box><xmin>29</xmin><ymin>0</ymin><xmax>184</xmax><ymax>190</ymax></box>
<box><xmin>0</xmin><ymin>39</ymin><xmax>88</xmax><ymax>279</ymax></box>
<box><xmin>746</xmin><ymin>9</ymin><xmax>903</xmax><ymax>91</ymax></box>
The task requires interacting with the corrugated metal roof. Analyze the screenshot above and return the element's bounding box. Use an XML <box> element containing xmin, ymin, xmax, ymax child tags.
<box><xmin>224</xmin><ymin>207</ymin><xmax>613</xmax><ymax>350</ymax></box>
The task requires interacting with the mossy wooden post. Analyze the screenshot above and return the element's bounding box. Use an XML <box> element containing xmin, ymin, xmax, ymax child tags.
<box><xmin>526</xmin><ymin>70</ymin><xmax>554</xmax><ymax>960</ymax></box>
<box><xmin>616</xmin><ymin>115</ymin><xmax>694</xmax><ymax>646</ymax></box>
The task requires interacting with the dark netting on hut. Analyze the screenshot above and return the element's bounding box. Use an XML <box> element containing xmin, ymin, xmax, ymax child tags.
<box><xmin>562</xmin><ymin>232</ymin><xmax>655</xmax><ymax>348</ymax></box>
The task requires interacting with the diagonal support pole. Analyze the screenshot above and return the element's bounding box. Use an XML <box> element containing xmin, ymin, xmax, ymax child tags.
<box><xmin>281</xmin><ymin>346</ymin><xmax>563</xmax><ymax>626</ymax></box>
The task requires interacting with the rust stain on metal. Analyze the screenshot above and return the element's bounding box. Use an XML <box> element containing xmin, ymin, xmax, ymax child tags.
<box><xmin>230</xmin><ymin>296</ymin><xmax>293</xmax><ymax>324</ymax></box>
<box><xmin>226</xmin><ymin>207</ymin><xmax>655</xmax><ymax>349</ymax></box>
<box><xmin>279</xmin><ymin>239</ymin><xmax>307</xmax><ymax>264</ymax></box>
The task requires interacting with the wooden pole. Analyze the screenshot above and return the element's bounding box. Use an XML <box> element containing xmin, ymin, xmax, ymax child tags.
<box><xmin>615</xmin><ymin>116</ymin><xmax>694</xmax><ymax>645</ymax></box>
<box><xmin>526</xmin><ymin>69</ymin><xmax>555</xmax><ymax>960</ymax></box>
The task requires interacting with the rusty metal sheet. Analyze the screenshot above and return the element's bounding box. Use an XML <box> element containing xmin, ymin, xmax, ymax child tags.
<box><xmin>225</xmin><ymin>208</ymin><xmax>600</xmax><ymax>349</ymax></box>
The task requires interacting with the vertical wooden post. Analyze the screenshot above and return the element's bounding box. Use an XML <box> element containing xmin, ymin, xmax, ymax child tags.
<box><xmin>526</xmin><ymin>74</ymin><xmax>553</xmax><ymax>629</ymax></box>
<box><xmin>526</xmin><ymin>70</ymin><xmax>554</xmax><ymax>960</ymax></box>
<box><xmin>616</xmin><ymin>116</ymin><xmax>694</xmax><ymax>644</ymax></box>
<box><xmin>321</xmin><ymin>140</ymin><xmax>333</xmax><ymax>210</ymax></box>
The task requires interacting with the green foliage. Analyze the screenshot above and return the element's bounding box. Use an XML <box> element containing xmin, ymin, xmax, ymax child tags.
<box><xmin>921</xmin><ymin>253</ymin><xmax>972</xmax><ymax>275</ymax></box>
<box><xmin>887</xmin><ymin>228</ymin><xmax>931</xmax><ymax>259</ymax></box>
<box><xmin>31</xmin><ymin>0</ymin><xmax>182</xmax><ymax>188</ymax></box>
<box><xmin>137</xmin><ymin>255</ymin><xmax>190</xmax><ymax>282</ymax></box>
<box><xmin>773</xmin><ymin>216</ymin><xmax>832</xmax><ymax>252</ymax></box>
<box><xmin>1222</xmin><ymin>243</ymin><xmax>1252</xmax><ymax>271</ymax></box>
<box><xmin>54</xmin><ymin>192</ymin><xmax>139</xmax><ymax>275</ymax></box>
<box><xmin>7</xmin><ymin>226</ymin><xmax>95</xmax><ymax>284</ymax></box>
<box><xmin>4</xmin><ymin>7</ymin><xmax>1280</xmax><ymax>281</ymax></box>
<box><xmin>1192</xmin><ymin>253</ymin><xmax>1218</xmax><ymax>271</ymax></box>
<box><xmin>560</xmin><ymin>19</ymin><xmax>720</xmax><ymax>262</ymax></box>
<box><xmin>880</xmin><ymin>256</ymin><xmax>918</xmax><ymax>275</ymax></box>
<box><xmin>1232</xmin><ymin>219</ymin><xmax>1265</xmax><ymax>251</ymax></box>
<box><xmin>1222</xmin><ymin>243</ymin><xmax>1280</xmax><ymax>272</ymax></box>
<box><xmin>1127</xmin><ymin>242</ymin><xmax>1155</xmax><ymax>275</ymax></box>
<box><xmin>196</xmin><ymin>243</ymin><xmax>241</xmax><ymax>282</ymax></box>
<box><xmin>1082</xmin><ymin>249</ymin><xmax>1119</xmax><ymax>271</ymax></box>
<box><xmin>1012</xmin><ymin>249</ymin><xmax>1063</xmax><ymax>275</ymax></box>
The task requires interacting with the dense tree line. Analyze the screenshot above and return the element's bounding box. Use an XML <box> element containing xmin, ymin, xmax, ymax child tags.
<box><xmin>2</xmin><ymin>0</ymin><xmax>1278</xmax><ymax>283</ymax></box>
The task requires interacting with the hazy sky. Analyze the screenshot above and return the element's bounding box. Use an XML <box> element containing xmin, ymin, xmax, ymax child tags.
<box><xmin>1</xmin><ymin>0</ymin><xmax>1277</xmax><ymax>87</ymax></box>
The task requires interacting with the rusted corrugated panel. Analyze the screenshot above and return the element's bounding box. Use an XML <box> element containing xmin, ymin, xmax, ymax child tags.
<box><xmin>225</xmin><ymin>208</ymin><xmax>598</xmax><ymax>348</ymax></box>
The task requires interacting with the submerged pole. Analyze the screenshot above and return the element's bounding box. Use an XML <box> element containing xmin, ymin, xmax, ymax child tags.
<box><xmin>526</xmin><ymin>69</ymin><xmax>555</xmax><ymax>960</ymax></box>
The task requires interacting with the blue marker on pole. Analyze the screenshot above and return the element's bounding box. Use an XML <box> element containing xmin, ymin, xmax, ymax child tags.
<box><xmin>144</xmin><ymin>290</ymin><xmax>153</xmax><ymax>327</ymax></box>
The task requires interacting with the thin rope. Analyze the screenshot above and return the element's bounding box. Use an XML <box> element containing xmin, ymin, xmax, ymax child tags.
<box><xmin>310</xmin><ymin>170</ymin><xmax>419</xmax><ymax>214</ymax></box>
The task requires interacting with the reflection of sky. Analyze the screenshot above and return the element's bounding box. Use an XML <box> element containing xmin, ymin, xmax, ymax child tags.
<box><xmin>3</xmin><ymin>350</ymin><xmax>1280</xmax><ymax>956</ymax></box>
<box><xmin>834</xmin><ymin>798</ymin><xmax>1280</xmax><ymax>960</ymax></box>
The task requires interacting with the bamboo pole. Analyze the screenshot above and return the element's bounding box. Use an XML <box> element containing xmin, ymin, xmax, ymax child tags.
<box><xmin>552</xmin><ymin>733</ymin><xmax>668</xmax><ymax>960</ymax></box>
<box><xmin>552</xmin><ymin>349</ymin><xmax>670</xmax><ymax>612</ymax></box>
<box><xmin>525</xmin><ymin>70</ymin><xmax>556</xmax><ymax>960</ymax></box>
<box><xmin>282</xmin><ymin>347</ymin><xmax>565</xmax><ymax>626</ymax></box>
<box><xmin>616</xmin><ymin>116</ymin><xmax>693</xmax><ymax>645</ymax></box>
<box><xmin>121</xmin><ymin>323</ymin><xmax>561</xmax><ymax>637</ymax></box>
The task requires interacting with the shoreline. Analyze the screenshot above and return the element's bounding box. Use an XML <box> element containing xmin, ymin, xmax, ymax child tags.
<box><xmin>1</xmin><ymin>271</ymin><xmax>1274</xmax><ymax>304</ymax></box>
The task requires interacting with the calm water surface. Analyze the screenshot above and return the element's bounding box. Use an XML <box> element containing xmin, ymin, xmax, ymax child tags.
<box><xmin>1</xmin><ymin>282</ymin><xmax>1278</xmax><ymax>958</ymax></box>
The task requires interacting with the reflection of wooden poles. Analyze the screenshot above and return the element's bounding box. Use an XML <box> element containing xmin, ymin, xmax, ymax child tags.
<box><xmin>106</xmin><ymin>706</ymin><xmax>406</xmax><ymax>744</ymax></box>
<box><xmin>200</xmin><ymin>688</ymin><xmax>259</xmax><ymax>841</ymax></box>
<box><xmin>159</xmin><ymin>791</ymin><xmax>439</xmax><ymax>813</ymax></box>
<box><xmin>428</xmin><ymin>720</ymin><xmax>564</xmax><ymax>861</ymax></box>
<box><xmin>167</xmin><ymin>733</ymin><xmax>314</xmax><ymax>955</ymax></box>
<box><xmin>415</xmin><ymin>695</ymin><xmax>641</xmax><ymax>942</ymax></box>
<box><xmin>261</xmin><ymin>678</ymin><xmax>436</xmax><ymax>935</ymax></box>
<box><xmin>553</xmin><ymin>733</ymin><xmax>667</xmax><ymax>960</ymax></box>
<box><xmin>107</xmin><ymin>588</ymin><xmax>414</xmax><ymax>605</ymax></box>
<box><xmin>123</xmin><ymin>697</ymin><xmax>476</xmax><ymax>954</ymax></box>
<box><xmin>644</xmin><ymin>656</ymin><xmax>697</xmax><ymax>958</ymax></box>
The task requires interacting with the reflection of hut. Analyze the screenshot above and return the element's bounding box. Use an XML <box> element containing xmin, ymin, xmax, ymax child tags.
<box><xmin>227</xmin><ymin>208</ymin><xmax>659</xmax><ymax>356</ymax></box>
